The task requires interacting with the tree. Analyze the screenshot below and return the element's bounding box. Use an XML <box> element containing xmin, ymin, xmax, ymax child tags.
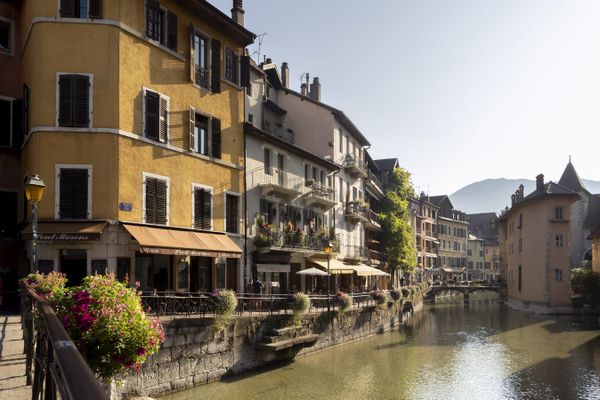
<box><xmin>379</xmin><ymin>167</ymin><xmax>417</xmax><ymax>279</ymax></box>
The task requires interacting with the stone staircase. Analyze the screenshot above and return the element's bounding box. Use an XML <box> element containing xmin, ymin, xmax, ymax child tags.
<box><xmin>255</xmin><ymin>325</ymin><xmax>319</xmax><ymax>361</ymax></box>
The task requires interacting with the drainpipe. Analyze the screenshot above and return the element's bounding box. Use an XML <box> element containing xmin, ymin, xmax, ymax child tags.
<box><xmin>243</xmin><ymin>110</ymin><xmax>249</xmax><ymax>293</ymax></box>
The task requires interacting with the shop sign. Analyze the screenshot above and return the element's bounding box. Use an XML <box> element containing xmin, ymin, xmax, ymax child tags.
<box><xmin>38</xmin><ymin>233</ymin><xmax>99</xmax><ymax>241</ymax></box>
<box><xmin>119</xmin><ymin>202</ymin><xmax>133</xmax><ymax>212</ymax></box>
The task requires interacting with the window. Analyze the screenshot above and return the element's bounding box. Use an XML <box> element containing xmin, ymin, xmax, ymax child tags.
<box><xmin>0</xmin><ymin>191</ymin><xmax>17</xmax><ymax>238</ymax></box>
<box><xmin>0</xmin><ymin>98</ymin><xmax>11</xmax><ymax>147</ymax></box>
<box><xmin>479</xmin><ymin>250</ymin><xmax>484</xmax><ymax>257</ymax></box>
<box><xmin>58</xmin><ymin>74</ymin><xmax>91</xmax><ymax>128</ymax></box>
<box><xmin>555</xmin><ymin>234</ymin><xmax>564</xmax><ymax>247</ymax></box>
<box><xmin>145</xmin><ymin>0</ymin><xmax>177</xmax><ymax>50</ymax></box>
<box><xmin>143</xmin><ymin>89</ymin><xmax>168</xmax><ymax>143</ymax></box>
<box><xmin>190</xmin><ymin>30</ymin><xmax>220</xmax><ymax>93</ymax></box>
<box><xmin>224</xmin><ymin>48</ymin><xmax>239</xmax><ymax>84</ymax></box>
<box><xmin>264</xmin><ymin>148</ymin><xmax>271</xmax><ymax>175</ymax></box>
<box><xmin>188</xmin><ymin>109</ymin><xmax>221</xmax><ymax>158</ymax></box>
<box><xmin>57</xmin><ymin>167</ymin><xmax>91</xmax><ymax>219</ymax></box>
<box><xmin>246</xmin><ymin>82</ymin><xmax>253</xmax><ymax>96</ymax></box>
<box><xmin>555</xmin><ymin>207</ymin><xmax>563</xmax><ymax>220</ymax></box>
<box><xmin>518</xmin><ymin>265</ymin><xmax>522</xmax><ymax>292</ymax></box>
<box><xmin>339</xmin><ymin>130</ymin><xmax>343</xmax><ymax>152</ymax></box>
<box><xmin>518</xmin><ymin>213</ymin><xmax>523</xmax><ymax>229</ymax></box>
<box><xmin>555</xmin><ymin>268</ymin><xmax>563</xmax><ymax>282</ymax></box>
<box><xmin>225</xmin><ymin>194</ymin><xmax>239</xmax><ymax>234</ymax></box>
<box><xmin>193</xmin><ymin>186</ymin><xmax>212</xmax><ymax>230</ymax></box>
<box><xmin>248</xmin><ymin>113</ymin><xmax>254</xmax><ymax>124</ymax></box>
<box><xmin>0</xmin><ymin>18</ymin><xmax>14</xmax><ymax>56</ymax></box>
<box><xmin>144</xmin><ymin>175</ymin><xmax>168</xmax><ymax>225</ymax></box>
<box><xmin>338</xmin><ymin>177</ymin><xmax>343</xmax><ymax>202</ymax></box>
<box><xmin>468</xmin><ymin>249</ymin><xmax>472</xmax><ymax>256</ymax></box>
<box><xmin>518</xmin><ymin>238</ymin><xmax>522</xmax><ymax>253</ymax></box>
<box><xmin>60</xmin><ymin>0</ymin><xmax>102</xmax><ymax>19</ymax></box>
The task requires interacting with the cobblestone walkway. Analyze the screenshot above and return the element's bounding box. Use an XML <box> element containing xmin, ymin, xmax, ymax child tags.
<box><xmin>0</xmin><ymin>315</ymin><xmax>30</xmax><ymax>400</ymax></box>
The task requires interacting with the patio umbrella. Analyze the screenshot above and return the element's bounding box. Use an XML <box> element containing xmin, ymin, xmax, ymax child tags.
<box><xmin>296</xmin><ymin>267</ymin><xmax>330</xmax><ymax>276</ymax></box>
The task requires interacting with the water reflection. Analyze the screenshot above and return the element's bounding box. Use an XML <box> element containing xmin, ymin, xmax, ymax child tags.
<box><xmin>162</xmin><ymin>297</ymin><xmax>600</xmax><ymax>400</ymax></box>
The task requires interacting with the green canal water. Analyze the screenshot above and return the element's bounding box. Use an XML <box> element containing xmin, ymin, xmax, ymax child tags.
<box><xmin>163</xmin><ymin>294</ymin><xmax>600</xmax><ymax>400</ymax></box>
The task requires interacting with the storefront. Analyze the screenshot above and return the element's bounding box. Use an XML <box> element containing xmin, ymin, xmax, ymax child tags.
<box><xmin>122</xmin><ymin>223</ymin><xmax>242</xmax><ymax>293</ymax></box>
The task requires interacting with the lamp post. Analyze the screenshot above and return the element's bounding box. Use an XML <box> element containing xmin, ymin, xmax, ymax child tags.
<box><xmin>24</xmin><ymin>174</ymin><xmax>46</xmax><ymax>273</ymax></box>
<box><xmin>324</xmin><ymin>241</ymin><xmax>333</xmax><ymax>312</ymax></box>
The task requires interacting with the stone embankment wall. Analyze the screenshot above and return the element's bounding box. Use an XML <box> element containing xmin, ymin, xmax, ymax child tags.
<box><xmin>113</xmin><ymin>293</ymin><xmax>424</xmax><ymax>399</ymax></box>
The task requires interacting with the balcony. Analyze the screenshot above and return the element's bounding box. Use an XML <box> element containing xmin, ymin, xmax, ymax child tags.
<box><xmin>253</xmin><ymin>225</ymin><xmax>341</xmax><ymax>254</ymax></box>
<box><xmin>303</xmin><ymin>182</ymin><xmax>337</xmax><ymax>210</ymax></box>
<box><xmin>368</xmin><ymin>249</ymin><xmax>386</xmax><ymax>265</ymax></box>
<box><xmin>343</xmin><ymin>245</ymin><xmax>369</xmax><ymax>261</ymax></box>
<box><xmin>248</xmin><ymin>167</ymin><xmax>303</xmax><ymax>202</ymax></box>
<box><xmin>365</xmin><ymin>170</ymin><xmax>384</xmax><ymax>198</ymax></box>
<box><xmin>342</xmin><ymin>154</ymin><xmax>368</xmax><ymax>178</ymax></box>
<box><xmin>344</xmin><ymin>201</ymin><xmax>369</xmax><ymax>223</ymax></box>
<box><xmin>364</xmin><ymin>209</ymin><xmax>382</xmax><ymax>231</ymax></box>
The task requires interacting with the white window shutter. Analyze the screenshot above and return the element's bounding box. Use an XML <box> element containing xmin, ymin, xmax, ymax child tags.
<box><xmin>189</xmin><ymin>108</ymin><xmax>196</xmax><ymax>151</ymax></box>
<box><xmin>159</xmin><ymin>96</ymin><xmax>168</xmax><ymax>143</ymax></box>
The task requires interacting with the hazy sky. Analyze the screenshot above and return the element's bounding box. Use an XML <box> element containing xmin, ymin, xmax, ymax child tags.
<box><xmin>214</xmin><ymin>0</ymin><xmax>600</xmax><ymax>194</ymax></box>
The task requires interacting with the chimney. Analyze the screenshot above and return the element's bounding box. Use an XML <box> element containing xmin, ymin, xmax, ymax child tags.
<box><xmin>511</xmin><ymin>194</ymin><xmax>516</xmax><ymax>206</ymax></box>
<box><xmin>536</xmin><ymin>174</ymin><xmax>544</xmax><ymax>191</ymax></box>
<box><xmin>231</xmin><ymin>0</ymin><xmax>244</xmax><ymax>26</ymax></box>
<box><xmin>300</xmin><ymin>83</ymin><xmax>308</xmax><ymax>96</ymax></box>
<box><xmin>309</xmin><ymin>77</ymin><xmax>321</xmax><ymax>101</ymax></box>
<box><xmin>518</xmin><ymin>184</ymin><xmax>524</xmax><ymax>200</ymax></box>
<box><xmin>281</xmin><ymin>62</ymin><xmax>289</xmax><ymax>88</ymax></box>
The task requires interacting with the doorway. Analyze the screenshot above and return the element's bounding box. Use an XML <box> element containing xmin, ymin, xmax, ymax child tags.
<box><xmin>60</xmin><ymin>249</ymin><xmax>87</xmax><ymax>286</ymax></box>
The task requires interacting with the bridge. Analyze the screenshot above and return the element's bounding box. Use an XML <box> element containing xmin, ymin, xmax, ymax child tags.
<box><xmin>424</xmin><ymin>285</ymin><xmax>507</xmax><ymax>303</ymax></box>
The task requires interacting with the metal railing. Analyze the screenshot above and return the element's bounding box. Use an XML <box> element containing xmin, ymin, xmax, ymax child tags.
<box><xmin>303</xmin><ymin>181</ymin><xmax>335</xmax><ymax>202</ymax></box>
<box><xmin>195</xmin><ymin>66</ymin><xmax>209</xmax><ymax>89</ymax></box>
<box><xmin>247</xmin><ymin>167</ymin><xmax>304</xmax><ymax>193</ymax></box>
<box><xmin>368</xmin><ymin>248</ymin><xmax>386</xmax><ymax>262</ymax></box>
<box><xmin>345</xmin><ymin>201</ymin><xmax>369</xmax><ymax>221</ymax></box>
<box><xmin>254</xmin><ymin>226</ymin><xmax>341</xmax><ymax>252</ymax></box>
<box><xmin>342</xmin><ymin>154</ymin><xmax>368</xmax><ymax>175</ymax></box>
<box><xmin>368</xmin><ymin>209</ymin><xmax>381</xmax><ymax>225</ymax></box>
<box><xmin>367</xmin><ymin>169</ymin><xmax>383</xmax><ymax>191</ymax></box>
<box><xmin>140</xmin><ymin>291</ymin><xmax>378</xmax><ymax>317</ymax></box>
<box><xmin>20</xmin><ymin>283</ymin><xmax>108</xmax><ymax>400</ymax></box>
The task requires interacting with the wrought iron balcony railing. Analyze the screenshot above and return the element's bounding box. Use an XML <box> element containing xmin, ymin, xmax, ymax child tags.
<box><xmin>342</xmin><ymin>154</ymin><xmax>368</xmax><ymax>178</ymax></box>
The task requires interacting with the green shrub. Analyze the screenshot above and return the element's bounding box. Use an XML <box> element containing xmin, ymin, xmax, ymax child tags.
<box><xmin>333</xmin><ymin>292</ymin><xmax>352</xmax><ymax>312</ymax></box>
<box><xmin>288</xmin><ymin>292</ymin><xmax>311</xmax><ymax>316</ymax></box>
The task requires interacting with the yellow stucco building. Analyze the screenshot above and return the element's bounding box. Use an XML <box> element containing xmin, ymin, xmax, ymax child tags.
<box><xmin>12</xmin><ymin>0</ymin><xmax>254</xmax><ymax>292</ymax></box>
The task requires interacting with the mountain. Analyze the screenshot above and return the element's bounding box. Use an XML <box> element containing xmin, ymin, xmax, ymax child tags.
<box><xmin>449</xmin><ymin>178</ymin><xmax>600</xmax><ymax>214</ymax></box>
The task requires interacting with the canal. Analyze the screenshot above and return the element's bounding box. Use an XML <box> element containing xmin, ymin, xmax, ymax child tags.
<box><xmin>162</xmin><ymin>294</ymin><xmax>600</xmax><ymax>400</ymax></box>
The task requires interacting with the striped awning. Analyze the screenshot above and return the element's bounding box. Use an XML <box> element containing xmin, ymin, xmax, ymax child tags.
<box><xmin>122</xmin><ymin>223</ymin><xmax>242</xmax><ymax>258</ymax></box>
<box><xmin>311</xmin><ymin>259</ymin><xmax>355</xmax><ymax>274</ymax></box>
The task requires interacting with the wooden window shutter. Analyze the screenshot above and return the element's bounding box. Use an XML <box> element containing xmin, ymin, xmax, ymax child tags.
<box><xmin>194</xmin><ymin>189</ymin><xmax>211</xmax><ymax>230</ymax></box>
<box><xmin>72</xmin><ymin>75</ymin><xmax>90</xmax><ymax>127</ymax></box>
<box><xmin>23</xmin><ymin>84</ymin><xmax>29</xmax><ymax>137</ymax></box>
<box><xmin>145</xmin><ymin>177</ymin><xmax>157</xmax><ymax>223</ymax></box>
<box><xmin>59</xmin><ymin>169</ymin><xmax>88</xmax><ymax>219</ymax></box>
<box><xmin>211</xmin><ymin>117</ymin><xmax>221</xmax><ymax>159</ymax></box>
<box><xmin>240</xmin><ymin>55</ymin><xmax>250</xmax><ymax>87</ymax></box>
<box><xmin>203</xmin><ymin>191</ymin><xmax>211</xmax><ymax>229</ymax></box>
<box><xmin>167</xmin><ymin>12</ymin><xmax>177</xmax><ymax>51</ymax></box>
<box><xmin>156</xmin><ymin>179</ymin><xmax>167</xmax><ymax>224</ymax></box>
<box><xmin>210</xmin><ymin>39</ymin><xmax>221</xmax><ymax>93</ymax></box>
<box><xmin>11</xmin><ymin>98</ymin><xmax>23</xmax><ymax>148</ymax></box>
<box><xmin>145</xmin><ymin>0</ymin><xmax>160</xmax><ymax>40</ymax></box>
<box><xmin>60</xmin><ymin>0</ymin><xmax>76</xmax><ymax>18</ymax></box>
<box><xmin>159</xmin><ymin>96</ymin><xmax>168</xmax><ymax>143</ymax></box>
<box><xmin>189</xmin><ymin>108</ymin><xmax>196</xmax><ymax>151</ymax></box>
<box><xmin>58</xmin><ymin>75</ymin><xmax>73</xmax><ymax>127</ymax></box>
<box><xmin>144</xmin><ymin>91</ymin><xmax>159</xmax><ymax>140</ymax></box>
<box><xmin>89</xmin><ymin>0</ymin><xmax>102</xmax><ymax>19</ymax></box>
<box><xmin>189</xmin><ymin>26</ymin><xmax>195</xmax><ymax>83</ymax></box>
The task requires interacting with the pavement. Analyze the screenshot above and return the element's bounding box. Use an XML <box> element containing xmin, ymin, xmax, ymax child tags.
<box><xmin>0</xmin><ymin>314</ymin><xmax>30</xmax><ymax>400</ymax></box>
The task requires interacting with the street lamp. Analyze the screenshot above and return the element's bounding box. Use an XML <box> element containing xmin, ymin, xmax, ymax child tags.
<box><xmin>24</xmin><ymin>174</ymin><xmax>46</xmax><ymax>273</ymax></box>
<box><xmin>324</xmin><ymin>241</ymin><xmax>333</xmax><ymax>312</ymax></box>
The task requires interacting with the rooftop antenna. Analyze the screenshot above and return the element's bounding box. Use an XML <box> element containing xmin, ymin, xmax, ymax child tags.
<box><xmin>300</xmin><ymin>72</ymin><xmax>310</xmax><ymax>87</ymax></box>
<box><xmin>252</xmin><ymin>32</ymin><xmax>267</xmax><ymax>63</ymax></box>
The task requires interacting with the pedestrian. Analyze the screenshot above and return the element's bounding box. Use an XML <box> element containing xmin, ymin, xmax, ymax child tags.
<box><xmin>253</xmin><ymin>277</ymin><xmax>265</xmax><ymax>310</ymax></box>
